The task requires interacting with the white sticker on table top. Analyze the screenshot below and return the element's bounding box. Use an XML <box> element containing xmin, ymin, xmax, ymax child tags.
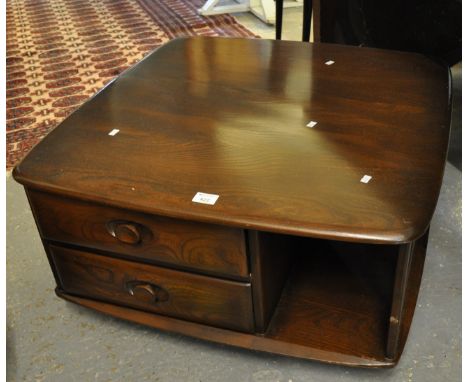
<box><xmin>306</xmin><ymin>121</ymin><xmax>317</xmax><ymax>128</ymax></box>
<box><xmin>192</xmin><ymin>192</ymin><xmax>219</xmax><ymax>205</ymax></box>
<box><xmin>360</xmin><ymin>175</ymin><xmax>372</xmax><ymax>184</ymax></box>
<box><xmin>108</xmin><ymin>129</ymin><xmax>120</xmax><ymax>136</ymax></box>
<box><xmin>325</xmin><ymin>60</ymin><xmax>335</xmax><ymax>65</ymax></box>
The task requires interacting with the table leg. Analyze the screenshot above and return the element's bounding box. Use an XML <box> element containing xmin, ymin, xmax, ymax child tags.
<box><xmin>302</xmin><ymin>0</ymin><xmax>312</xmax><ymax>41</ymax></box>
<box><xmin>275</xmin><ymin>0</ymin><xmax>284</xmax><ymax>39</ymax></box>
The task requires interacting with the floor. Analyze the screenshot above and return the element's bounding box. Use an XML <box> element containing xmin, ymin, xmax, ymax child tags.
<box><xmin>6</xmin><ymin>6</ymin><xmax>462</xmax><ymax>382</ymax></box>
<box><xmin>234</xmin><ymin>6</ymin><xmax>305</xmax><ymax>41</ymax></box>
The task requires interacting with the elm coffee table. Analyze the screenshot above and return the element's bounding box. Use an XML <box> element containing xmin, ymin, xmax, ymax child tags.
<box><xmin>13</xmin><ymin>37</ymin><xmax>452</xmax><ymax>368</ymax></box>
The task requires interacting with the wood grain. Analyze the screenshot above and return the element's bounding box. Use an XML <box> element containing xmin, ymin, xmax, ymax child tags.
<box><xmin>29</xmin><ymin>189</ymin><xmax>248</xmax><ymax>278</ymax></box>
<box><xmin>13</xmin><ymin>37</ymin><xmax>452</xmax><ymax>244</ymax></box>
<box><xmin>49</xmin><ymin>244</ymin><xmax>255</xmax><ymax>332</ymax></box>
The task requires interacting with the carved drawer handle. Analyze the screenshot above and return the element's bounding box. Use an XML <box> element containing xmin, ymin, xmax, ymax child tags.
<box><xmin>125</xmin><ymin>280</ymin><xmax>169</xmax><ymax>304</ymax></box>
<box><xmin>107</xmin><ymin>220</ymin><xmax>142</xmax><ymax>245</ymax></box>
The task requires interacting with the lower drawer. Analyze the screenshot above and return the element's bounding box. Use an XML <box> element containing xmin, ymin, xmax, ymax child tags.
<box><xmin>49</xmin><ymin>245</ymin><xmax>254</xmax><ymax>333</ymax></box>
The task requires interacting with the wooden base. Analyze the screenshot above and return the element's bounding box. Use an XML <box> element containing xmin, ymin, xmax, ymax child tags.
<box><xmin>56</xmin><ymin>290</ymin><xmax>394</xmax><ymax>368</ymax></box>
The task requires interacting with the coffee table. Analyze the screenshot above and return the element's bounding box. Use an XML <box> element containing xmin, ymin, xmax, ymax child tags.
<box><xmin>13</xmin><ymin>37</ymin><xmax>451</xmax><ymax>367</ymax></box>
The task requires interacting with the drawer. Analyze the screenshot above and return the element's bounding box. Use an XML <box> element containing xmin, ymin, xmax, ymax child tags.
<box><xmin>28</xmin><ymin>190</ymin><xmax>248</xmax><ymax>278</ymax></box>
<box><xmin>49</xmin><ymin>245</ymin><xmax>254</xmax><ymax>332</ymax></box>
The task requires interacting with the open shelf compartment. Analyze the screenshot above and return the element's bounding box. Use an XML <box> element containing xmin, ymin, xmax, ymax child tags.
<box><xmin>262</xmin><ymin>238</ymin><xmax>398</xmax><ymax>362</ymax></box>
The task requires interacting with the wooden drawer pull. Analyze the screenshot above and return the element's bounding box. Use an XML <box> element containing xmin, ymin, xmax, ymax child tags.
<box><xmin>125</xmin><ymin>280</ymin><xmax>169</xmax><ymax>304</ymax></box>
<box><xmin>107</xmin><ymin>220</ymin><xmax>142</xmax><ymax>245</ymax></box>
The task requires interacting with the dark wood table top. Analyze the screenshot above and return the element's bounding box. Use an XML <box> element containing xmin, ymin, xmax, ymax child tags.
<box><xmin>14</xmin><ymin>37</ymin><xmax>451</xmax><ymax>244</ymax></box>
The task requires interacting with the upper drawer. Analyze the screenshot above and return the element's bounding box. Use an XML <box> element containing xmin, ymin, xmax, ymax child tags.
<box><xmin>27</xmin><ymin>190</ymin><xmax>248</xmax><ymax>278</ymax></box>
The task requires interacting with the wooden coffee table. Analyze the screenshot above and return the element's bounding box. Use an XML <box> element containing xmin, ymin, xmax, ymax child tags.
<box><xmin>13</xmin><ymin>37</ymin><xmax>451</xmax><ymax>367</ymax></box>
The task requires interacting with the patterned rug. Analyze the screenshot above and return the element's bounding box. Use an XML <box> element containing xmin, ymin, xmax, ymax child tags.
<box><xmin>6</xmin><ymin>0</ymin><xmax>257</xmax><ymax>171</ymax></box>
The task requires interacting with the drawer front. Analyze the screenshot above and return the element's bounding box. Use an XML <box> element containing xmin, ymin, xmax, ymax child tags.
<box><xmin>49</xmin><ymin>245</ymin><xmax>254</xmax><ymax>332</ymax></box>
<box><xmin>28</xmin><ymin>190</ymin><xmax>248</xmax><ymax>278</ymax></box>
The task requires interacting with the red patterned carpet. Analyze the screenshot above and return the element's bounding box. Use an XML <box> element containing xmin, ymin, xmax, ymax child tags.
<box><xmin>6</xmin><ymin>0</ymin><xmax>257</xmax><ymax>171</ymax></box>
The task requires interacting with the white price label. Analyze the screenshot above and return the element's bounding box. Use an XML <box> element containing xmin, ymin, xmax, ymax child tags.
<box><xmin>192</xmin><ymin>192</ymin><xmax>219</xmax><ymax>205</ymax></box>
<box><xmin>360</xmin><ymin>175</ymin><xmax>372</xmax><ymax>184</ymax></box>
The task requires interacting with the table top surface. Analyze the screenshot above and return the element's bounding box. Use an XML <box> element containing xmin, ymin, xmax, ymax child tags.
<box><xmin>14</xmin><ymin>37</ymin><xmax>451</xmax><ymax>244</ymax></box>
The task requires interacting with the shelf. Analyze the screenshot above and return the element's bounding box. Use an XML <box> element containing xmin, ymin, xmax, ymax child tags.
<box><xmin>265</xmin><ymin>240</ymin><xmax>398</xmax><ymax>362</ymax></box>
